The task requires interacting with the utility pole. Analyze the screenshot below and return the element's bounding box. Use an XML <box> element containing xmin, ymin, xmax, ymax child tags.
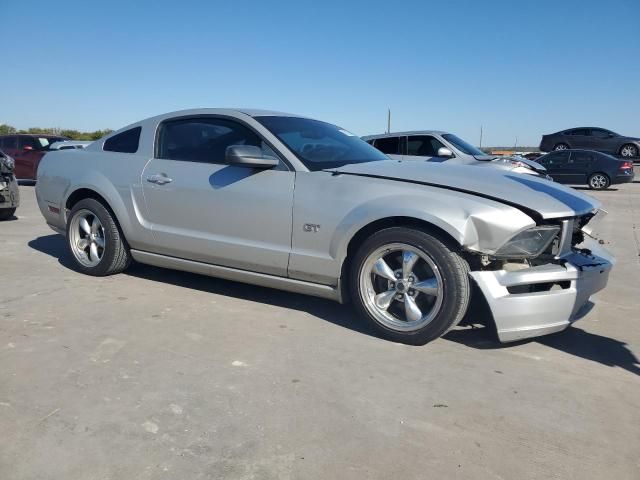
<box><xmin>514</xmin><ymin>136</ymin><xmax>518</xmax><ymax>151</ymax></box>
<box><xmin>386</xmin><ymin>108</ymin><xmax>391</xmax><ymax>134</ymax></box>
<box><xmin>479</xmin><ymin>125</ymin><xmax>483</xmax><ymax>149</ymax></box>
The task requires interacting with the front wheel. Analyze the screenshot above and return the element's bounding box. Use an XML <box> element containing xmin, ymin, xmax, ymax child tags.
<box><xmin>350</xmin><ymin>227</ymin><xmax>470</xmax><ymax>345</ymax></box>
<box><xmin>66</xmin><ymin>198</ymin><xmax>131</xmax><ymax>276</ymax></box>
<box><xmin>588</xmin><ymin>172</ymin><xmax>610</xmax><ymax>190</ymax></box>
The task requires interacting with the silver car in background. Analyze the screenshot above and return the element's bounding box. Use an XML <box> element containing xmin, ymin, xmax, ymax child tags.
<box><xmin>363</xmin><ymin>130</ymin><xmax>548</xmax><ymax>176</ymax></box>
<box><xmin>49</xmin><ymin>140</ymin><xmax>93</xmax><ymax>150</ymax></box>
<box><xmin>35</xmin><ymin>109</ymin><xmax>612</xmax><ymax>345</ymax></box>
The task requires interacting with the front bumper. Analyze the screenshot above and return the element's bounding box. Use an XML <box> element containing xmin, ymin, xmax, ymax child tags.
<box><xmin>470</xmin><ymin>239</ymin><xmax>613</xmax><ymax>342</ymax></box>
<box><xmin>0</xmin><ymin>174</ymin><xmax>20</xmax><ymax>209</ymax></box>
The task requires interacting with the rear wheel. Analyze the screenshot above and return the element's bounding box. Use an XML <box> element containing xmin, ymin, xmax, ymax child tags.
<box><xmin>0</xmin><ymin>208</ymin><xmax>16</xmax><ymax>220</ymax></box>
<box><xmin>588</xmin><ymin>172</ymin><xmax>610</xmax><ymax>190</ymax></box>
<box><xmin>66</xmin><ymin>198</ymin><xmax>131</xmax><ymax>276</ymax></box>
<box><xmin>350</xmin><ymin>227</ymin><xmax>470</xmax><ymax>345</ymax></box>
<box><xmin>620</xmin><ymin>144</ymin><xmax>638</xmax><ymax>158</ymax></box>
<box><xmin>553</xmin><ymin>143</ymin><xmax>569</xmax><ymax>151</ymax></box>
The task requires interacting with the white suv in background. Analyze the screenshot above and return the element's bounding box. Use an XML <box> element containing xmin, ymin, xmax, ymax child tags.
<box><xmin>363</xmin><ymin>131</ymin><xmax>546</xmax><ymax>176</ymax></box>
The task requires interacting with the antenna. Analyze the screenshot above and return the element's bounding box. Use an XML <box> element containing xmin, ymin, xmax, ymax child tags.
<box><xmin>479</xmin><ymin>125</ymin><xmax>483</xmax><ymax>149</ymax></box>
<box><xmin>387</xmin><ymin>108</ymin><xmax>391</xmax><ymax>134</ymax></box>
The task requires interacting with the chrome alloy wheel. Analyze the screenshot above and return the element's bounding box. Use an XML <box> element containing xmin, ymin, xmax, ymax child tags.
<box><xmin>590</xmin><ymin>174</ymin><xmax>608</xmax><ymax>189</ymax></box>
<box><xmin>554</xmin><ymin>144</ymin><xmax>568</xmax><ymax>151</ymax></box>
<box><xmin>359</xmin><ymin>243</ymin><xmax>444</xmax><ymax>332</ymax></box>
<box><xmin>620</xmin><ymin>144</ymin><xmax>638</xmax><ymax>158</ymax></box>
<box><xmin>69</xmin><ymin>209</ymin><xmax>106</xmax><ymax>267</ymax></box>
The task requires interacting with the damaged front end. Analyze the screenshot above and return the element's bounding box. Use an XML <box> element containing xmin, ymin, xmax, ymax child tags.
<box><xmin>467</xmin><ymin>211</ymin><xmax>613</xmax><ymax>342</ymax></box>
<box><xmin>0</xmin><ymin>154</ymin><xmax>20</xmax><ymax>211</ymax></box>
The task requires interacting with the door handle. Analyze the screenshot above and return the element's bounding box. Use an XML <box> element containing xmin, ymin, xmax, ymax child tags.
<box><xmin>146</xmin><ymin>174</ymin><xmax>173</xmax><ymax>185</ymax></box>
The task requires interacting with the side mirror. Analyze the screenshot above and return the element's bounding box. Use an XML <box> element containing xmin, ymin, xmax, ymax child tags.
<box><xmin>437</xmin><ymin>147</ymin><xmax>454</xmax><ymax>158</ymax></box>
<box><xmin>225</xmin><ymin>145</ymin><xmax>278</xmax><ymax>169</ymax></box>
<box><xmin>23</xmin><ymin>145</ymin><xmax>34</xmax><ymax>152</ymax></box>
<box><xmin>607</xmin><ymin>133</ymin><xmax>615</xmax><ymax>138</ymax></box>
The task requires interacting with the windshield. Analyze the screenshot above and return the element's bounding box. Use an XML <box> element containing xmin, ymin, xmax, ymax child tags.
<box><xmin>442</xmin><ymin>133</ymin><xmax>486</xmax><ymax>156</ymax></box>
<box><xmin>256</xmin><ymin>116</ymin><xmax>388</xmax><ymax>171</ymax></box>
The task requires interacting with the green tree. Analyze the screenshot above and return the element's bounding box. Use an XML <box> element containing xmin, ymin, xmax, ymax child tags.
<box><xmin>0</xmin><ymin>124</ymin><xmax>16</xmax><ymax>135</ymax></box>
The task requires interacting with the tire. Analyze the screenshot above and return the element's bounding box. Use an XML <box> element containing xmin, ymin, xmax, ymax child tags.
<box><xmin>349</xmin><ymin>227</ymin><xmax>470</xmax><ymax>345</ymax></box>
<box><xmin>66</xmin><ymin>198</ymin><xmax>131</xmax><ymax>276</ymax></box>
<box><xmin>588</xmin><ymin>172</ymin><xmax>610</xmax><ymax>190</ymax></box>
<box><xmin>0</xmin><ymin>208</ymin><xmax>16</xmax><ymax>220</ymax></box>
<box><xmin>553</xmin><ymin>143</ymin><xmax>569</xmax><ymax>151</ymax></box>
<box><xmin>620</xmin><ymin>144</ymin><xmax>638</xmax><ymax>158</ymax></box>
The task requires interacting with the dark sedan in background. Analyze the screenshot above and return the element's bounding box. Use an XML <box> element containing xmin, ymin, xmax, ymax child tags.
<box><xmin>540</xmin><ymin>128</ymin><xmax>640</xmax><ymax>158</ymax></box>
<box><xmin>536</xmin><ymin>149</ymin><xmax>634</xmax><ymax>189</ymax></box>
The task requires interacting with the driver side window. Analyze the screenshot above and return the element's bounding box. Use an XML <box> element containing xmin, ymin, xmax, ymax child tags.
<box><xmin>157</xmin><ymin>118</ymin><xmax>278</xmax><ymax>164</ymax></box>
<box><xmin>407</xmin><ymin>135</ymin><xmax>446</xmax><ymax>157</ymax></box>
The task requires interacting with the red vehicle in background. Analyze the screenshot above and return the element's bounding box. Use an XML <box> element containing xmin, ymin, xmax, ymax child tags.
<box><xmin>0</xmin><ymin>134</ymin><xmax>69</xmax><ymax>180</ymax></box>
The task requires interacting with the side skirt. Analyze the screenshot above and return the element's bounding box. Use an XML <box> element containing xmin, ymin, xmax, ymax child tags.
<box><xmin>130</xmin><ymin>250</ymin><xmax>343</xmax><ymax>303</ymax></box>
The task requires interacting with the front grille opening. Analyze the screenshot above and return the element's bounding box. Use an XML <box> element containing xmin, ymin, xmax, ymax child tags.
<box><xmin>507</xmin><ymin>281</ymin><xmax>571</xmax><ymax>295</ymax></box>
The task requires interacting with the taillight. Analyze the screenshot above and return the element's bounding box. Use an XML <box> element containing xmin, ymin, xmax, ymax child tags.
<box><xmin>620</xmin><ymin>161</ymin><xmax>633</xmax><ymax>170</ymax></box>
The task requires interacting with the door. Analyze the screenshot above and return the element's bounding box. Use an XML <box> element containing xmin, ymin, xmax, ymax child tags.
<box><xmin>406</xmin><ymin>135</ymin><xmax>448</xmax><ymax>162</ymax></box>
<box><xmin>16</xmin><ymin>136</ymin><xmax>42</xmax><ymax>180</ymax></box>
<box><xmin>538</xmin><ymin>151</ymin><xmax>571</xmax><ymax>182</ymax></box>
<box><xmin>141</xmin><ymin>116</ymin><xmax>295</xmax><ymax>276</ymax></box>
<box><xmin>588</xmin><ymin>128</ymin><xmax>616</xmax><ymax>154</ymax></box>
<box><xmin>566</xmin><ymin>129</ymin><xmax>591</xmax><ymax>149</ymax></box>
<box><xmin>567</xmin><ymin>151</ymin><xmax>594</xmax><ymax>183</ymax></box>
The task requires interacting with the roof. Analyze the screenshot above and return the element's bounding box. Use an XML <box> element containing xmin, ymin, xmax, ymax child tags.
<box><xmin>361</xmin><ymin>130</ymin><xmax>449</xmax><ymax>140</ymax></box>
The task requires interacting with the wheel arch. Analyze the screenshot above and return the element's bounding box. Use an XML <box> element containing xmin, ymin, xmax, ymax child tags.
<box><xmin>338</xmin><ymin>216</ymin><xmax>464</xmax><ymax>302</ymax></box>
<box><xmin>64</xmin><ymin>187</ymin><xmax>130</xmax><ymax>243</ymax></box>
<box><xmin>619</xmin><ymin>143</ymin><xmax>638</xmax><ymax>156</ymax></box>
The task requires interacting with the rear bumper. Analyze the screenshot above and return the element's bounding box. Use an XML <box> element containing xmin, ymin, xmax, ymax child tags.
<box><xmin>612</xmin><ymin>172</ymin><xmax>634</xmax><ymax>184</ymax></box>
<box><xmin>470</xmin><ymin>239</ymin><xmax>613</xmax><ymax>342</ymax></box>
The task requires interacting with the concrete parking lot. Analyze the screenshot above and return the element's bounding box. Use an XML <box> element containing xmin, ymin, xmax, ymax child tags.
<box><xmin>1</xmin><ymin>183</ymin><xmax>639</xmax><ymax>479</ymax></box>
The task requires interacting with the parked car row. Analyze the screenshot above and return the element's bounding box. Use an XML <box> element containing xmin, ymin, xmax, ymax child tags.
<box><xmin>33</xmin><ymin>108</ymin><xmax>613</xmax><ymax>346</ymax></box>
<box><xmin>362</xmin><ymin>130</ymin><xmax>634</xmax><ymax>190</ymax></box>
<box><xmin>0</xmin><ymin>134</ymin><xmax>70</xmax><ymax>180</ymax></box>
<box><xmin>540</xmin><ymin>127</ymin><xmax>640</xmax><ymax>158</ymax></box>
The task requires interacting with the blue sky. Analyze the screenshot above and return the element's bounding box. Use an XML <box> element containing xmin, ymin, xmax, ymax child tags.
<box><xmin>1</xmin><ymin>0</ymin><xmax>638</xmax><ymax>146</ymax></box>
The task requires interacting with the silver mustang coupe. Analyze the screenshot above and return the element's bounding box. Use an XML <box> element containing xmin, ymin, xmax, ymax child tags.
<box><xmin>35</xmin><ymin>109</ymin><xmax>613</xmax><ymax>345</ymax></box>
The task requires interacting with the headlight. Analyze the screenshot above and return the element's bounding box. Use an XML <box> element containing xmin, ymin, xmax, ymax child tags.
<box><xmin>493</xmin><ymin>225</ymin><xmax>560</xmax><ymax>258</ymax></box>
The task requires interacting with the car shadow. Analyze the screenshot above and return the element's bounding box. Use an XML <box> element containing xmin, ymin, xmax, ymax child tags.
<box><xmin>27</xmin><ymin>233</ymin><xmax>640</xmax><ymax>374</ymax></box>
<box><xmin>571</xmin><ymin>186</ymin><xmax>619</xmax><ymax>192</ymax></box>
<box><xmin>27</xmin><ymin>234</ymin><xmax>376</xmax><ymax>338</ymax></box>
<box><xmin>444</xmin><ymin>324</ymin><xmax>640</xmax><ymax>376</ymax></box>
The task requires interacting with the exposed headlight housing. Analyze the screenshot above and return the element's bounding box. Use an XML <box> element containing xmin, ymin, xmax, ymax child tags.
<box><xmin>0</xmin><ymin>154</ymin><xmax>15</xmax><ymax>172</ymax></box>
<box><xmin>492</xmin><ymin>225</ymin><xmax>560</xmax><ymax>259</ymax></box>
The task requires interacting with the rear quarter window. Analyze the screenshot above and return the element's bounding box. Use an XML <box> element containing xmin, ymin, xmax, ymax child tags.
<box><xmin>103</xmin><ymin>127</ymin><xmax>142</xmax><ymax>153</ymax></box>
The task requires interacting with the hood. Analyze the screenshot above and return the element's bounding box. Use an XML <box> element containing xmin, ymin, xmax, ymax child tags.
<box><xmin>326</xmin><ymin>160</ymin><xmax>600</xmax><ymax>220</ymax></box>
